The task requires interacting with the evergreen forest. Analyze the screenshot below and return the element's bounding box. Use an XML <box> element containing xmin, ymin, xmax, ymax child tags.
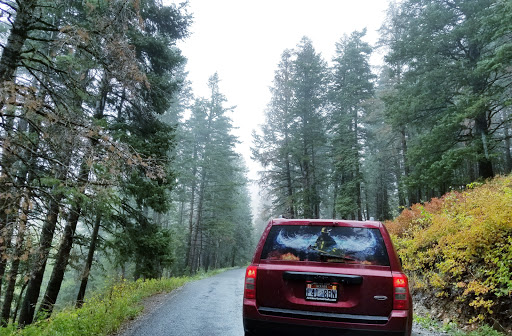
<box><xmin>253</xmin><ymin>0</ymin><xmax>512</xmax><ymax>221</ymax></box>
<box><xmin>0</xmin><ymin>0</ymin><xmax>511</xmax><ymax>332</ymax></box>
<box><xmin>0</xmin><ymin>0</ymin><xmax>252</xmax><ymax>327</ymax></box>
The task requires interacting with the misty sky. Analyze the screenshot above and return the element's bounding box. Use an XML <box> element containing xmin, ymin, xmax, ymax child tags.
<box><xmin>166</xmin><ymin>0</ymin><xmax>391</xmax><ymax>214</ymax></box>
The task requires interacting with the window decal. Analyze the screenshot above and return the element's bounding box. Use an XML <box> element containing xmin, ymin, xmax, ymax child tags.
<box><xmin>261</xmin><ymin>225</ymin><xmax>390</xmax><ymax>266</ymax></box>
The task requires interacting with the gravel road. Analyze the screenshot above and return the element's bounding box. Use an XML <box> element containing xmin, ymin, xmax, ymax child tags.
<box><xmin>115</xmin><ymin>268</ymin><xmax>446</xmax><ymax>336</ymax></box>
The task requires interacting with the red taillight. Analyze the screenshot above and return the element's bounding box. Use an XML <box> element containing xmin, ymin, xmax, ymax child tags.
<box><xmin>244</xmin><ymin>266</ymin><xmax>257</xmax><ymax>299</ymax></box>
<box><xmin>393</xmin><ymin>273</ymin><xmax>409</xmax><ymax>310</ymax></box>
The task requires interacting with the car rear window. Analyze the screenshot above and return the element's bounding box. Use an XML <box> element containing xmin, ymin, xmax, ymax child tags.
<box><xmin>260</xmin><ymin>225</ymin><xmax>390</xmax><ymax>266</ymax></box>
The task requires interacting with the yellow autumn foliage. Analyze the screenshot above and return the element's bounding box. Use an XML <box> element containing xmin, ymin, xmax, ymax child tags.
<box><xmin>386</xmin><ymin>175</ymin><xmax>512</xmax><ymax>327</ymax></box>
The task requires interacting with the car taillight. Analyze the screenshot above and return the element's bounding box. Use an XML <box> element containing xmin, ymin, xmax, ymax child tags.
<box><xmin>244</xmin><ymin>266</ymin><xmax>257</xmax><ymax>299</ymax></box>
<box><xmin>393</xmin><ymin>273</ymin><xmax>409</xmax><ymax>310</ymax></box>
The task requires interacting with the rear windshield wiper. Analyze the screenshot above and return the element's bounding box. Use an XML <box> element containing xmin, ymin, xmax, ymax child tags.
<box><xmin>317</xmin><ymin>251</ymin><xmax>356</xmax><ymax>263</ymax></box>
<box><xmin>308</xmin><ymin>246</ymin><xmax>356</xmax><ymax>263</ymax></box>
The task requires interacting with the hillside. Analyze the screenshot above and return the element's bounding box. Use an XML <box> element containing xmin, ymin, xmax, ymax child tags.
<box><xmin>386</xmin><ymin>175</ymin><xmax>512</xmax><ymax>333</ymax></box>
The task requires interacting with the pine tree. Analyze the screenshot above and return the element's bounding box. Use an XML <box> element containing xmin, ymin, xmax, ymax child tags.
<box><xmin>382</xmin><ymin>0</ymin><xmax>512</xmax><ymax>198</ymax></box>
<box><xmin>329</xmin><ymin>30</ymin><xmax>375</xmax><ymax>220</ymax></box>
<box><xmin>252</xmin><ymin>50</ymin><xmax>298</xmax><ymax>217</ymax></box>
<box><xmin>290</xmin><ymin>38</ymin><xmax>328</xmax><ymax>218</ymax></box>
<box><xmin>253</xmin><ymin>38</ymin><xmax>328</xmax><ymax>219</ymax></box>
<box><xmin>175</xmin><ymin>73</ymin><xmax>252</xmax><ymax>273</ymax></box>
<box><xmin>0</xmin><ymin>0</ymin><xmax>191</xmax><ymax>325</ymax></box>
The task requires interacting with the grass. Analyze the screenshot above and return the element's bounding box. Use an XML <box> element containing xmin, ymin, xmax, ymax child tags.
<box><xmin>414</xmin><ymin>314</ymin><xmax>505</xmax><ymax>336</ymax></box>
<box><xmin>0</xmin><ymin>268</ymin><xmax>232</xmax><ymax>336</ymax></box>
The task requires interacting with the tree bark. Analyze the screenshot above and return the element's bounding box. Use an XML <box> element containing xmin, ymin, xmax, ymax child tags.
<box><xmin>185</xmin><ymin>142</ymin><xmax>198</xmax><ymax>270</ymax></box>
<box><xmin>475</xmin><ymin>113</ymin><xmax>494</xmax><ymax>179</ymax></box>
<box><xmin>191</xmin><ymin>171</ymin><xmax>206</xmax><ymax>273</ymax></box>
<box><xmin>37</xmin><ymin>191</ymin><xmax>83</xmax><ymax>317</ymax></box>
<box><xmin>0</xmin><ymin>219</ymin><xmax>13</xmax><ymax>301</ymax></box>
<box><xmin>37</xmin><ymin>148</ymin><xmax>91</xmax><ymax>317</ymax></box>
<box><xmin>37</xmin><ymin>66</ymin><xmax>108</xmax><ymax>315</ymax></box>
<box><xmin>0</xmin><ymin>194</ymin><xmax>29</xmax><ymax>325</ymax></box>
<box><xmin>1</xmin><ymin>126</ymin><xmax>36</xmax><ymax>323</ymax></box>
<box><xmin>501</xmin><ymin>111</ymin><xmax>511</xmax><ymax>174</ymax></box>
<box><xmin>75</xmin><ymin>214</ymin><xmax>102</xmax><ymax>308</ymax></box>
<box><xmin>0</xmin><ymin>0</ymin><xmax>38</xmax><ymax>83</ymax></box>
<box><xmin>188</xmin><ymin>99</ymin><xmax>215</xmax><ymax>272</ymax></box>
<box><xmin>284</xmin><ymin>146</ymin><xmax>295</xmax><ymax>218</ymax></box>
<box><xmin>354</xmin><ymin>111</ymin><xmax>362</xmax><ymax>221</ymax></box>
<box><xmin>1</xmin><ymin>79</ymin><xmax>42</xmax><ymax>323</ymax></box>
<box><xmin>12</xmin><ymin>276</ymin><xmax>29</xmax><ymax>324</ymax></box>
<box><xmin>0</xmin><ymin>116</ymin><xmax>16</xmax><ymax>298</ymax></box>
<box><xmin>17</xmin><ymin>128</ymin><xmax>71</xmax><ymax>326</ymax></box>
<box><xmin>17</xmin><ymin>193</ymin><xmax>63</xmax><ymax>326</ymax></box>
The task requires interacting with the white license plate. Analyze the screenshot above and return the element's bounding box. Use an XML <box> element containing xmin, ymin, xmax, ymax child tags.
<box><xmin>305</xmin><ymin>283</ymin><xmax>338</xmax><ymax>302</ymax></box>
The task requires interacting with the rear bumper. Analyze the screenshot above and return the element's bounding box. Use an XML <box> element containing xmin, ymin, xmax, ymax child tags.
<box><xmin>243</xmin><ymin>299</ymin><xmax>411</xmax><ymax>336</ymax></box>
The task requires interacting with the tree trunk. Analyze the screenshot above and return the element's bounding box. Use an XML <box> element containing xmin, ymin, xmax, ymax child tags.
<box><xmin>178</xmin><ymin>199</ymin><xmax>185</xmax><ymax>227</ymax></box>
<box><xmin>355</xmin><ymin>163</ymin><xmax>363</xmax><ymax>221</ymax></box>
<box><xmin>2</xmin><ymin>92</ymin><xmax>40</xmax><ymax>324</ymax></box>
<box><xmin>400</xmin><ymin>128</ymin><xmax>417</xmax><ymax>206</ymax></box>
<box><xmin>354</xmin><ymin>108</ymin><xmax>363</xmax><ymax>221</ymax></box>
<box><xmin>12</xmin><ymin>276</ymin><xmax>29</xmax><ymax>324</ymax></box>
<box><xmin>0</xmin><ymin>220</ymin><xmax>13</xmax><ymax>300</ymax></box>
<box><xmin>37</xmin><ymin>151</ymin><xmax>90</xmax><ymax>317</ymax></box>
<box><xmin>17</xmin><ymin>192</ymin><xmax>63</xmax><ymax>326</ymax></box>
<box><xmin>188</xmin><ymin>101</ymin><xmax>215</xmax><ymax>272</ymax></box>
<box><xmin>285</xmin><ymin>150</ymin><xmax>295</xmax><ymax>219</ymax></box>
<box><xmin>302</xmin><ymin>152</ymin><xmax>313</xmax><ymax>218</ymax></box>
<box><xmin>37</xmin><ymin>207</ymin><xmax>79</xmax><ymax>314</ymax></box>
<box><xmin>76</xmin><ymin>214</ymin><xmax>101</xmax><ymax>308</ymax></box>
<box><xmin>17</xmin><ymin>137</ymin><xmax>71</xmax><ymax>326</ymax></box>
<box><xmin>0</xmin><ymin>215</ymin><xmax>13</xmax><ymax>302</ymax></box>
<box><xmin>501</xmin><ymin>111</ymin><xmax>511</xmax><ymax>174</ymax></box>
<box><xmin>35</xmin><ymin>63</ymin><xmax>102</xmax><ymax>317</ymax></box>
<box><xmin>332</xmin><ymin>178</ymin><xmax>338</xmax><ymax>219</ymax></box>
<box><xmin>191</xmin><ymin>174</ymin><xmax>205</xmax><ymax>273</ymax></box>
<box><xmin>0</xmin><ymin>0</ymin><xmax>38</xmax><ymax>84</ymax></box>
<box><xmin>0</xmin><ymin>116</ymin><xmax>16</xmax><ymax>298</ymax></box>
<box><xmin>393</xmin><ymin>139</ymin><xmax>406</xmax><ymax>208</ymax></box>
<box><xmin>311</xmin><ymin>143</ymin><xmax>320</xmax><ymax>219</ymax></box>
<box><xmin>475</xmin><ymin>113</ymin><xmax>494</xmax><ymax>179</ymax></box>
<box><xmin>231</xmin><ymin>247</ymin><xmax>236</xmax><ymax>268</ymax></box>
<box><xmin>185</xmin><ymin>143</ymin><xmax>198</xmax><ymax>270</ymax></box>
<box><xmin>1</xmin><ymin>194</ymin><xmax>29</xmax><ymax>325</ymax></box>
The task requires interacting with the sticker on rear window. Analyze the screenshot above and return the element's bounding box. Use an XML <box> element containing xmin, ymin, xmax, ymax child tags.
<box><xmin>260</xmin><ymin>226</ymin><xmax>390</xmax><ymax>266</ymax></box>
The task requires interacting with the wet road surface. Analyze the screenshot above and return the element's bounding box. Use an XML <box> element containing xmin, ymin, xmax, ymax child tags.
<box><xmin>119</xmin><ymin>268</ymin><xmax>245</xmax><ymax>336</ymax></box>
<box><xmin>117</xmin><ymin>267</ymin><xmax>439</xmax><ymax>336</ymax></box>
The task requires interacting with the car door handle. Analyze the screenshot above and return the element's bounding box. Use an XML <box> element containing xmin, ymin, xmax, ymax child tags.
<box><xmin>374</xmin><ymin>296</ymin><xmax>388</xmax><ymax>301</ymax></box>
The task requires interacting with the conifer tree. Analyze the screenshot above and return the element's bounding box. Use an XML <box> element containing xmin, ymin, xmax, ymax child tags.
<box><xmin>290</xmin><ymin>37</ymin><xmax>328</xmax><ymax>218</ymax></box>
<box><xmin>382</xmin><ymin>0</ymin><xmax>512</xmax><ymax>197</ymax></box>
<box><xmin>252</xmin><ymin>50</ymin><xmax>298</xmax><ymax>217</ymax></box>
<box><xmin>253</xmin><ymin>38</ymin><xmax>328</xmax><ymax>219</ymax></box>
<box><xmin>329</xmin><ymin>30</ymin><xmax>375</xmax><ymax>220</ymax></box>
<box><xmin>0</xmin><ymin>0</ymin><xmax>191</xmax><ymax>325</ymax></box>
<box><xmin>176</xmin><ymin>74</ymin><xmax>252</xmax><ymax>273</ymax></box>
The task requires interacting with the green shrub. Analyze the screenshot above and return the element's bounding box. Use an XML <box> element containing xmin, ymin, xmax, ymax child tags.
<box><xmin>413</xmin><ymin>314</ymin><xmax>504</xmax><ymax>336</ymax></box>
<box><xmin>0</xmin><ymin>269</ymin><xmax>229</xmax><ymax>335</ymax></box>
<box><xmin>386</xmin><ymin>175</ymin><xmax>512</xmax><ymax>330</ymax></box>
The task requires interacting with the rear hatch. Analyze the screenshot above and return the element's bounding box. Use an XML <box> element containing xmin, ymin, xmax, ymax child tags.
<box><xmin>256</xmin><ymin>223</ymin><xmax>394</xmax><ymax>322</ymax></box>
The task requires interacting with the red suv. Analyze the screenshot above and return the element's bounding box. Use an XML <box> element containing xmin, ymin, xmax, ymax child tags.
<box><xmin>243</xmin><ymin>218</ymin><xmax>412</xmax><ymax>336</ymax></box>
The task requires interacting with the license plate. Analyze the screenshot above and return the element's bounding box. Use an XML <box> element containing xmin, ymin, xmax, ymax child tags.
<box><xmin>305</xmin><ymin>283</ymin><xmax>338</xmax><ymax>302</ymax></box>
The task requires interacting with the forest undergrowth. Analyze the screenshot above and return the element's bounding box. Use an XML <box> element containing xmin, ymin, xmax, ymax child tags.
<box><xmin>386</xmin><ymin>175</ymin><xmax>512</xmax><ymax>334</ymax></box>
<box><xmin>0</xmin><ymin>269</ymin><xmax>227</xmax><ymax>336</ymax></box>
